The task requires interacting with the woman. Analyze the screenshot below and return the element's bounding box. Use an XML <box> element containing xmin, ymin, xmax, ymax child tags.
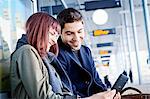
<box><xmin>10</xmin><ymin>12</ymin><xmax>120</xmax><ymax>99</ymax></box>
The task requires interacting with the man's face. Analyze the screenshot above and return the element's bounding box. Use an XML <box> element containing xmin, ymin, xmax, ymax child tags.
<box><xmin>61</xmin><ymin>21</ymin><xmax>85</xmax><ymax>50</ymax></box>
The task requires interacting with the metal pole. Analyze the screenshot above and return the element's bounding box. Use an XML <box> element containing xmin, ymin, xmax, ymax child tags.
<box><xmin>129</xmin><ymin>0</ymin><xmax>142</xmax><ymax>84</ymax></box>
<box><xmin>60</xmin><ymin>0</ymin><xmax>68</xmax><ymax>8</ymax></box>
<box><xmin>123</xmin><ymin>11</ymin><xmax>132</xmax><ymax>72</ymax></box>
<box><xmin>120</xmin><ymin>26</ymin><xmax>127</xmax><ymax>69</ymax></box>
<box><xmin>141</xmin><ymin>0</ymin><xmax>150</xmax><ymax>64</ymax></box>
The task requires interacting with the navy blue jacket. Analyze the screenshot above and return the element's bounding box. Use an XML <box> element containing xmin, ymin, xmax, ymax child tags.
<box><xmin>57</xmin><ymin>38</ymin><xmax>107</xmax><ymax>97</ymax></box>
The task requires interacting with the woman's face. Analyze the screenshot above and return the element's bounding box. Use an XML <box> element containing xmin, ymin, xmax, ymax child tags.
<box><xmin>47</xmin><ymin>27</ymin><xmax>60</xmax><ymax>52</ymax></box>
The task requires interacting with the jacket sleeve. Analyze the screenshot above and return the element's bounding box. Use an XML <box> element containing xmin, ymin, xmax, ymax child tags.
<box><xmin>57</xmin><ymin>51</ymin><xmax>78</xmax><ymax>95</ymax></box>
<box><xmin>17</xmin><ymin>48</ymin><xmax>64</xmax><ymax>99</ymax></box>
<box><xmin>87</xmin><ymin>47</ymin><xmax>107</xmax><ymax>90</ymax></box>
<box><xmin>57</xmin><ymin>51</ymin><xmax>69</xmax><ymax>72</ymax></box>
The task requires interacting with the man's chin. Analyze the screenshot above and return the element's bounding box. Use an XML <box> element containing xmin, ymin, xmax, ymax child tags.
<box><xmin>72</xmin><ymin>46</ymin><xmax>81</xmax><ymax>51</ymax></box>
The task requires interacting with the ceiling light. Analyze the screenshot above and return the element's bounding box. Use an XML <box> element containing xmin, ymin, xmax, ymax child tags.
<box><xmin>92</xmin><ymin>9</ymin><xmax>108</xmax><ymax>25</ymax></box>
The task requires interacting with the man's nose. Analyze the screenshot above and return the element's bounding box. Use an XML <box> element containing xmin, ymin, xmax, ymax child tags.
<box><xmin>73</xmin><ymin>33</ymin><xmax>80</xmax><ymax>41</ymax></box>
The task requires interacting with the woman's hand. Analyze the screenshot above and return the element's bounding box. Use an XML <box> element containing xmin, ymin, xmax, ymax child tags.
<box><xmin>82</xmin><ymin>90</ymin><xmax>121</xmax><ymax>99</ymax></box>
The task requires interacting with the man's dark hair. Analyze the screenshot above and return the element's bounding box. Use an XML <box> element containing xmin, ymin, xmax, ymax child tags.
<box><xmin>57</xmin><ymin>8</ymin><xmax>83</xmax><ymax>29</ymax></box>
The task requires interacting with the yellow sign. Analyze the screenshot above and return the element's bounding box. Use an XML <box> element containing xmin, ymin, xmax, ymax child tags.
<box><xmin>94</xmin><ymin>30</ymin><xmax>109</xmax><ymax>36</ymax></box>
<box><xmin>99</xmin><ymin>50</ymin><xmax>109</xmax><ymax>55</ymax></box>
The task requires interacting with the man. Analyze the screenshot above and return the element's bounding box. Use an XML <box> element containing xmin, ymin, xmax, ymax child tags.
<box><xmin>57</xmin><ymin>8</ymin><xmax>107</xmax><ymax>97</ymax></box>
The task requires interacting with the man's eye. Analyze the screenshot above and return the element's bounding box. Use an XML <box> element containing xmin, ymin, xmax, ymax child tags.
<box><xmin>67</xmin><ymin>33</ymin><xmax>71</xmax><ymax>35</ymax></box>
<box><xmin>78</xmin><ymin>31</ymin><xmax>83</xmax><ymax>34</ymax></box>
<box><xmin>66</xmin><ymin>32</ymin><xmax>72</xmax><ymax>35</ymax></box>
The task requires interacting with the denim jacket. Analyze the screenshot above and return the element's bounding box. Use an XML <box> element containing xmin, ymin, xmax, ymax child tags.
<box><xmin>57</xmin><ymin>37</ymin><xmax>107</xmax><ymax>97</ymax></box>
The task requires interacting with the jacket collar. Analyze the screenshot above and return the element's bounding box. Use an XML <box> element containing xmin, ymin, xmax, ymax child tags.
<box><xmin>58</xmin><ymin>37</ymin><xmax>83</xmax><ymax>67</ymax></box>
<box><xmin>16</xmin><ymin>34</ymin><xmax>28</xmax><ymax>50</ymax></box>
<box><xmin>66</xmin><ymin>50</ymin><xmax>82</xmax><ymax>66</ymax></box>
<box><xmin>58</xmin><ymin>37</ymin><xmax>72</xmax><ymax>51</ymax></box>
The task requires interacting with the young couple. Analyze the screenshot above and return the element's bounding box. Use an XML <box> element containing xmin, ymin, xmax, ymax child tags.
<box><xmin>10</xmin><ymin>8</ymin><xmax>121</xmax><ymax>99</ymax></box>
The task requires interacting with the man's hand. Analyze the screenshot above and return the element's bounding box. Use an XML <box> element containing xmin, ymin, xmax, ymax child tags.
<box><xmin>82</xmin><ymin>90</ymin><xmax>121</xmax><ymax>99</ymax></box>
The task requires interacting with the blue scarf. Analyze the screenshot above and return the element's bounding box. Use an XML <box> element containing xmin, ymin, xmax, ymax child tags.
<box><xmin>42</xmin><ymin>52</ymin><xmax>63</xmax><ymax>94</ymax></box>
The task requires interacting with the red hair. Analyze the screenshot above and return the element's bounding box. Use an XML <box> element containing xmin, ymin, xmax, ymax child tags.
<box><xmin>25</xmin><ymin>12</ymin><xmax>60</xmax><ymax>57</ymax></box>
